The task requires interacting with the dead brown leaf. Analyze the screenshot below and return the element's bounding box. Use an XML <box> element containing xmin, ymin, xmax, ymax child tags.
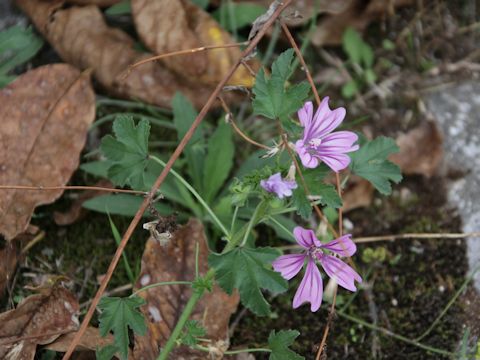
<box><xmin>0</xmin><ymin>64</ymin><xmax>95</xmax><ymax>241</ymax></box>
<box><xmin>0</xmin><ymin>243</ymin><xmax>19</xmax><ymax>298</ymax></box>
<box><xmin>390</xmin><ymin>121</ymin><xmax>443</xmax><ymax>177</ymax></box>
<box><xmin>16</xmin><ymin>0</ymin><xmax>234</xmax><ymax>109</ymax></box>
<box><xmin>312</xmin><ymin>0</ymin><xmax>414</xmax><ymax>46</ymax></box>
<box><xmin>343</xmin><ymin>177</ymin><xmax>374</xmax><ymax>213</ymax></box>
<box><xmin>53</xmin><ymin>179</ymin><xmax>113</xmax><ymax>226</ymax></box>
<box><xmin>0</xmin><ymin>286</ymin><xmax>79</xmax><ymax>360</ymax></box>
<box><xmin>133</xmin><ymin>219</ymin><xmax>239</xmax><ymax>360</ymax></box>
<box><xmin>131</xmin><ymin>0</ymin><xmax>256</xmax><ymax>86</ymax></box>
<box><xmin>45</xmin><ymin>327</ymin><xmax>115</xmax><ymax>354</ymax></box>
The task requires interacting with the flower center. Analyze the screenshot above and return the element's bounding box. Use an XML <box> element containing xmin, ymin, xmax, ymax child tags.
<box><xmin>308</xmin><ymin>138</ymin><xmax>322</xmax><ymax>148</ymax></box>
<box><xmin>307</xmin><ymin>246</ymin><xmax>323</xmax><ymax>258</ymax></box>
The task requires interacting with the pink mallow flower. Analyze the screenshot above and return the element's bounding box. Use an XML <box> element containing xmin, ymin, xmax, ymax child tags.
<box><xmin>295</xmin><ymin>98</ymin><xmax>359</xmax><ymax>172</ymax></box>
<box><xmin>272</xmin><ymin>226</ymin><xmax>362</xmax><ymax>312</ymax></box>
<box><xmin>260</xmin><ymin>173</ymin><xmax>297</xmax><ymax>199</ymax></box>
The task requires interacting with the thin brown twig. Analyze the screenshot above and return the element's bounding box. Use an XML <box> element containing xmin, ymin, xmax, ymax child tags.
<box><xmin>218</xmin><ymin>96</ymin><xmax>270</xmax><ymax>150</ymax></box>
<box><xmin>122</xmin><ymin>42</ymin><xmax>249</xmax><ymax>80</ymax></box>
<box><xmin>61</xmin><ymin>2</ymin><xmax>293</xmax><ymax>359</ymax></box>
<box><xmin>316</xmin><ymin>290</ymin><xmax>337</xmax><ymax>360</ymax></box>
<box><xmin>280</xmin><ymin>20</ymin><xmax>321</xmax><ymax>106</ymax></box>
<box><xmin>355</xmin><ymin>232</ymin><xmax>480</xmax><ymax>243</ymax></box>
<box><xmin>0</xmin><ymin>185</ymin><xmax>147</xmax><ymax>196</ymax></box>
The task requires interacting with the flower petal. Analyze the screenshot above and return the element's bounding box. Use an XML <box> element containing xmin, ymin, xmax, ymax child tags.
<box><xmin>272</xmin><ymin>254</ymin><xmax>306</xmax><ymax>280</ymax></box>
<box><xmin>293</xmin><ymin>258</ymin><xmax>323</xmax><ymax>312</ymax></box>
<box><xmin>298</xmin><ymin>101</ymin><xmax>314</xmax><ymax>128</ymax></box>
<box><xmin>293</xmin><ymin>227</ymin><xmax>322</xmax><ymax>248</ymax></box>
<box><xmin>320</xmin><ymin>255</ymin><xmax>362</xmax><ymax>292</ymax></box>
<box><xmin>319</xmin><ymin>131</ymin><xmax>359</xmax><ymax>153</ymax></box>
<box><xmin>306</xmin><ymin>98</ymin><xmax>346</xmax><ymax>139</ymax></box>
<box><xmin>295</xmin><ymin>140</ymin><xmax>319</xmax><ymax>168</ymax></box>
<box><xmin>321</xmin><ymin>234</ymin><xmax>357</xmax><ymax>257</ymax></box>
<box><xmin>317</xmin><ymin>152</ymin><xmax>352</xmax><ymax>172</ymax></box>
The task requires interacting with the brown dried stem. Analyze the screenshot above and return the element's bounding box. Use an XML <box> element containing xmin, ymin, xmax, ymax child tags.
<box><xmin>0</xmin><ymin>185</ymin><xmax>147</xmax><ymax>195</ymax></box>
<box><xmin>280</xmin><ymin>20</ymin><xmax>321</xmax><ymax>106</ymax></box>
<box><xmin>122</xmin><ymin>41</ymin><xmax>249</xmax><ymax>80</ymax></box>
<box><xmin>61</xmin><ymin>2</ymin><xmax>293</xmax><ymax>359</ymax></box>
<box><xmin>218</xmin><ymin>96</ymin><xmax>270</xmax><ymax>150</ymax></box>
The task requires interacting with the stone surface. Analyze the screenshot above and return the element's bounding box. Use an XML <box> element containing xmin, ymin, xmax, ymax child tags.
<box><xmin>426</xmin><ymin>82</ymin><xmax>480</xmax><ymax>291</ymax></box>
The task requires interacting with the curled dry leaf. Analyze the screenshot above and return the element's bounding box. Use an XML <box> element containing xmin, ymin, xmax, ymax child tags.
<box><xmin>0</xmin><ymin>64</ymin><xmax>95</xmax><ymax>241</ymax></box>
<box><xmin>311</xmin><ymin>0</ymin><xmax>414</xmax><ymax>46</ymax></box>
<box><xmin>131</xmin><ymin>0</ymin><xmax>256</xmax><ymax>86</ymax></box>
<box><xmin>343</xmin><ymin>177</ymin><xmax>374</xmax><ymax>213</ymax></box>
<box><xmin>0</xmin><ymin>225</ymin><xmax>41</xmax><ymax>297</ymax></box>
<box><xmin>390</xmin><ymin>121</ymin><xmax>443</xmax><ymax>178</ymax></box>
<box><xmin>16</xmin><ymin>0</ymin><xmax>219</xmax><ymax>109</ymax></box>
<box><xmin>53</xmin><ymin>179</ymin><xmax>113</xmax><ymax>226</ymax></box>
<box><xmin>0</xmin><ymin>242</ymin><xmax>18</xmax><ymax>298</ymax></box>
<box><xmin>45</xmin><ymin>326</ymin><xmax>115</xmax><ymax>354</ymax></box>
<box><xmin>0</xmin><ymin>286</ymin><xmax>79</xmax><ymax>360</ymax></box>
<box><xmin>133</xmin><ymin>219</ymin><xmax>239</xmax><ymax>360</ymax></box>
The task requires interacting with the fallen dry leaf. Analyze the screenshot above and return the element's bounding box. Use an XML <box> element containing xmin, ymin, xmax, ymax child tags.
<box><xmin>0</xmin><ymin>64</ymin><xmax>95</xmax><ymax>241</ymax></box>
<box><xmin>390</xmin><ymin>121</ymin><xmax>443</xmax><ymax>177</ymax></box>
<box><xmin>343</xmin><ymin>177</ymin><xmax>374</xmax><ymax>213</ymax></box>
<box><xmin>16</xmin><ymin>0</ymin><xmax>235</xmax><ymax>109</ymax></box>
<box><xmin>0</xmin><ymin>225</ymin><xmax>42</xmax><ymax>297</ymax></box>
<box><xmin>67</xmin><ymin>0</ymin><xmax>119</xmax><ymax>6</ymax></box>
<box><xmin>131</xmin><ymin>0</ymin><xmax>256</xmax><ymax>86</ymax></box>
<box><xmin>53</xmin><ymin>179</ymin><xmax>113</xmax><ymax>226</ymax></box>
<box><xmin>133</xmin><ymin>219</ymin><xmax>239</xmax><ymax>360</ymax></box>
<box><xmin>0</xmin><ymin>242</ymin><xmax>18</xmax><ymax>298</ymax></box>
<box><xmin>45</xmin><ymin>326</ymin><xmax>115</xmax><ymax>354</ymax></box>
<box><xmin>0</xmin><ymin>286</ymin><xmax>79</xmax><ymax>360</ymax></box>
<box><xmin>312</xmin><ymin>0</ymin><xmax>414</xmax><ymax>46</ymax></box>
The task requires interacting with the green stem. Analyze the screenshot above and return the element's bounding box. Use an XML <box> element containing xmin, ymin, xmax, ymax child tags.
<box><xmin>266</xmin><ymin>215</ymin><xmax>295</xmax><ymax>241</ymax></box>
<box><xmin>338</xmin><ymin>311</ymin><xmax>454</xmax><ymax>357</ymax></box>
<box><xmin>130</xmin><ymin>281</ymin><xmax>192</xmax><ymax>297</ymax></box>
<box><xmin>230</xmin><ymin>206</ymin><xmax>239</xmax><ymax>237</ymax></box>
<box><xmin>269</xmin><ymin>200</ymin><xmax>322</xmax><ymax>216</ymax></box>
<box><xmin>150</xmin><ymin>155</ymin><xmax>230</xmax><ymax>238</ymax></box>
<box><xmin>195</xmin><ymin>344</ymin><xmax>271</xmax><ymax>355</ymax></box>
<box><xmin>157</xmin><ymin>270</ymin><xmax>214</xmax><ymax>360</ymax></box>
<box><xmin>239</xmin><ymin>202</ymin><xmax>263</xmax><ymax>247</ymax></box>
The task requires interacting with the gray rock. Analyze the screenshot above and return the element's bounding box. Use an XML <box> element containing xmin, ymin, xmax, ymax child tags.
<box><xmin>426</xmin><ymin>82</ymin><xmax>480</xmax><ymax>291</ymax></box>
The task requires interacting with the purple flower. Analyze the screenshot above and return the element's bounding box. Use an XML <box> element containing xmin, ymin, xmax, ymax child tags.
<box><xmin>295</xmin><ymin>98</ymin><xmax>359</xmax><ymax>172</ymax></box>
<box><xmin>260</xmin><ymin>173</ymin><xmax>297</xmax><ymax>199</ymax></box>
<box><xmin>272</xmin><ymin>226</ymin><xmax>362</xmax><ymax>312</ymax></box>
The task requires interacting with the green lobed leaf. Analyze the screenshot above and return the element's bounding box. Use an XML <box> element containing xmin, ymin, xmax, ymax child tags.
<box><xmin>214</xmin><ymin>3</ymin><xmax>266</xmax><ymax>32</ymax></box>
<box><xmin>179</xmin><ymin>320</ymin><xmax>206</xmax><ymax>347</ymax></box>
<box><xmin>291</xmin><ymin>186</ymin><xmax>311</xmax><ymax>220</ymax></box>
<box><xmin>203</xmin><ymin>120</ymin><xmax>234</xmax><ymax>203</ymax></box>
<box><xmin>96</xmin><ymin>344</ymin><xmax>119</xmax><ymax>360</ymax></box>
<box><xmin>98</xmin><ymin>296</ymin><xmax>147</xmax><ymax>360</ymax></box>
<box><xmin>101</xmin><ymin>115</ymin><xmax>150</xmax><ymax>190</ymax></box>
<box><xmin>83</xmin><ymin>194</ymin><xmax>171</xmax><ymax>217</ymax></box>
<box><xmin>252</xmin><ymin>49</ymin><xmax>310</xmax><ymax>120</ymax></box>
<box><xmin>268</xmin><ymin>330</ymin><xmax>304</xmax><ymax>360</ymax></box>
<box><xmin>208</xmin><ymin>247</ymin><xmax>287</xmax><ymax>316</ymax></box>
<box><xmin>349</xmin><ymin>136</ymin><xmax>402</xmax><ymax>195</ymax></box>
